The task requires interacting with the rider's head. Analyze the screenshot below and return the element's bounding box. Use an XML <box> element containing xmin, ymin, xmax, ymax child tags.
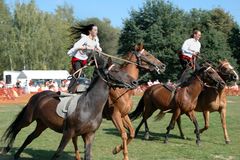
<box><xmin>79</xmin><ymin>24</ymin><xmax>98</xmax><ymax>37</ymax></box>
<box><xmin>191</xmin><ymin>29</ymin><xmax>201</xmax><ymax>41</ymax></box>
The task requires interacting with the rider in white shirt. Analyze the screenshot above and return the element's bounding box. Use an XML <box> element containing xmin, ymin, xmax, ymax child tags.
<box><xmin>67</xmin><ymin>24</ymin><xmax>102</xmax><ymax>93</ymax></box>
<box><xmin>178</xmin><ymin>30</ymin><xmax>202</xmax><ymax>84</ymax></box>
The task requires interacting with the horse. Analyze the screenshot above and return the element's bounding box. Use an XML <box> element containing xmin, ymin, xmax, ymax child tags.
<box><xmin>0</xmin><ymin>54</ymin><xmax>137</xmax><ymax>160</ymax></box>
<box><xmin>130</xmin><ymin>60</ymin><xmax>238</xmax><ymax>144</ymax></box>
<box><xmin>102</xmin><ymin>43</ymin><xmax>166</xmax><ymax>160</ymax></box>
<box><xmin>176</xmin><ymin>59</ymin><xmax>239</xmax><ymax>144</ymax></box>
<box><xmin>129</xmin><ymin>63</ymin><xmax>225</xmax><ymax>145</ymax></box>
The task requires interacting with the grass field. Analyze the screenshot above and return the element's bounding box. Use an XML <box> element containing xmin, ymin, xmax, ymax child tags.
<box><xmin>0</xmin><ymin>96</ymin><xmax>239</xmax><ymax>160</ymax></box>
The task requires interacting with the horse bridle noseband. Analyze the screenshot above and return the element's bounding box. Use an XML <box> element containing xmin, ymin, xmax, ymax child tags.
<box><xmin>93</xmin><ymin>54</ymin><xmax>134</xmax><ymax>89</ymax></box>
<box><xmin>217</xmin><ymin>62</ymin><xmax>238</xmax><ymax>81</ymax></box>
<box><xmin>132</xmin><ymin>49</ymin><xmax>162</xmax><ymax>74</ymax></box>
<box><xmin>199</xmin><ymin>66</ymin><xmax>224</xmax><ymax>89</ymax></box>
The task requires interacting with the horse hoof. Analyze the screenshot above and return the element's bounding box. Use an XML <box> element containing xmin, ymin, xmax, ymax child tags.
<box><xmin>112</xmin><ymin>146</ymin><xmax>121</xmax><ymax>155</ymax></box>
<box><xmin>225</xmin><ymin>140</ymin><xmax>231</xmax><ymax>144</ymax></box>
<box><xmin>181</xmin><ymin>135</ymin><xmax>187</xmax><ymax>140</ymax></box>
<box><xmin>196</xmin><ymin>140</ymin><xmax>201</xmax><ymax>146</ymax></box>
<box><xmin>0</xmin><ymin>147</ymin><xmax>10</xmax><ymax>155</ymax></box>
<box><xmin>144</xmin><ymin>133</ymin><xmax>150</xmax><ymax>140</ymax></box>
<box><xmin>163</xmin><ymin>140</ymin><xmax>168</xmax><ymax>144</ymax></box>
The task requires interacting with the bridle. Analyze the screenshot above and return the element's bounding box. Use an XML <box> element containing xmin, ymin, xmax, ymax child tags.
<box><xmin>217</xmin><ymin>62</ymin><xmax>239</xmax><ymax>81</ymax></box>
<box><xmin>132</xmin><ymin>49</ymin><xmax>164</xmax><ymax>74</ymax></box>
<box><xmin>197</xmin><ymin>66</ymin><xmax>225</xmax><ymax>89</ymax></box>
<box><xmin>93</xmin><ymin>54</ymin><xmax>135</xmax><ymax>89</ymax></box>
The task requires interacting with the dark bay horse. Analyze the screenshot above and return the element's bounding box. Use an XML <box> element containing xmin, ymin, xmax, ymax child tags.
<box><xmin>131</xmin><ymin>60</ymin><xmax>238</xmax><ymax>144</ymax></box>
<box><xmin>177</xmin><ymin>60</ymin><xmax>239</xmax><ymax>144</ymax></box>
<box><xmin>129</xmin><ymin>63</ymin><xmax>225</xmax><ymax>145</ymax></box>
<box><xmin>0</xmin><ymin>55</ymin><xmax>136</xmax><ymax>160</ymax></box>
<box><xmin>103</xmin><ymin>43</ymin><xmax>166</xmax><ymax>160</ymax></box>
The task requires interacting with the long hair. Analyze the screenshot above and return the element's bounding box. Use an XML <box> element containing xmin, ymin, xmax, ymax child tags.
<box><xmin>70</xmin><ymin>23</ymin><xmax>96</xmax><ymax>40</ymax></box>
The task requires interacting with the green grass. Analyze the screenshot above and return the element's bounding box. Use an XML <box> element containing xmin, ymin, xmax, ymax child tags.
<box><xmin>0</xmin><ymin>96</ymin><xmax>240</xmax><ymax>160</ymax></box>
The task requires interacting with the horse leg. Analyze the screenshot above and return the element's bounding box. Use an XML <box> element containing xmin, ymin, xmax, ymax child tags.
<box><xmin>142</xmin><ymin>106</ymin><xmax>156</xmax><ymax>140</ymax></box>
<box><xmin>51</xmin><ymin>129</ymin><xmax>74</xmax><ymax>160</ymax></box>
<box><xmin>164</xmin><ymin>108</ymin><xmax>181</xmax><ymax>144</ymax></box>
<box><xmin>82</xmin><ymin>132</ymin><xmax>95</xmax><ymax>160</ymax></box>
<box><xmin>187</xmin><ymin>111</ymin><xmax>201</xmax><ymax>145</ymax></box>
<box><xmin>220</xmin><ymin>109</ymin><xmax>230</xmax><ymax>144</ymax></box>
<box><xmin>122</xmin><ymin>115</ymin><xmax>135</xmax><ymax>145</ymax></box>
<box><xmin>144</xmin><ymin>120</ymin><xmax>151</xmax><ymax>140</ymax></box>
<box><xmin>14</xmin><ymin>120</ymin><xmax>47</xmax><ymax>160</ymax></box>
<box><xmin>176</xmin><ymin>116</ymin><xmax>186</xmax><ymax>139</ymax></box>
<box><xmin>111</xmin><ymin>111</ymin><xmax>129</xmax><ymax>160</ymax></box>
<box><xmin>199</xmin><ymin>110</ymin><xmax>210</xmax><ymax>133</ymax></box>
<box><xmin>135</xmin><ymin>119</ymin><xmax>144</xmax><ymax>138</ymax></box>
<box><xmin>72</xmin><ymin>136</ymin><xmax>81</xmax><ymax>160</ymax></box>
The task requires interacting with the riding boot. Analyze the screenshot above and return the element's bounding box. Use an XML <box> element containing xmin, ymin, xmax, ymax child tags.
<box><xmin>67</xmin><ymin>77</ymin><xmax>77</xmax><ymax>93</ymax></box>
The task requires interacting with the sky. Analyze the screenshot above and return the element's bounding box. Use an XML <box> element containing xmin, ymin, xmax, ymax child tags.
<box><xmin>4</xmin><ymin>0</ymin><xmax>240</xmax><ymax>28</ymax></box>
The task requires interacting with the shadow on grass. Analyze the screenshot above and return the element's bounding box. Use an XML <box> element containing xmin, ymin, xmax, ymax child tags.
<box><xmin>0</xmin><ymin>147</ymin><xmax>80</xmax><ymax>160</ymax></box>
<box><xmin>102</xmin><ymin>128</ymin><xmax>194</xmax><ymax>141</ymax></box>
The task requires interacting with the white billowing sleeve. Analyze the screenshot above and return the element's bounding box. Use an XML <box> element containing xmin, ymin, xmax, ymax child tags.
<box><xmin>181</xmin><ymin>39</ymin><xmax>193</xmax><ymax>55</ymax></box>
<box><xmin>66</xmin><ymin>34</ymin><xmax>87</xmax><ymax>56</ymax></box>
<box><xmin>73</xmin><ymin>34</ymin><xmax>88</xmax><ymax>49</ymax></box>
<box><xmin>196</xmin><ymin>43</ymin><xmax>201</xmax><ymax>53</ymax></box>
<box><xmin>95</xmin><ymin>36</ymin><xmax>102</xmax><ymax>51</ymax></box>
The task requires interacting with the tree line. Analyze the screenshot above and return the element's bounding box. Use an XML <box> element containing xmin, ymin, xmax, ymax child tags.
<box><xmin>0</xmin><ymin>0</ymin><xmax>239</xmax><ymax>82</ymax></box>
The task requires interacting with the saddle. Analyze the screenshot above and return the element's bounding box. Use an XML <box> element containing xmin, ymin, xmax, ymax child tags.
<box><xmin>163</xmin><ymin>84</ymin><xmax>178</xmax><ymax>106</ymax></box>
<box><xmin>56</xmin><ymin>92</ymin><xmax>83</xmax><ymax>119</ymax></box>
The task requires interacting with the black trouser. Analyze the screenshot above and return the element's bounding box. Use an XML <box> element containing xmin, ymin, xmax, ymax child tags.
<box><xmin>178</xmin><ymin>58</ymin><xmax>200</xmax><ymax>84</ymax></box>
<box><xmin>68</xmin><ymin>61</ymin><xmax>83</xmax><ymax>93</ymax></box>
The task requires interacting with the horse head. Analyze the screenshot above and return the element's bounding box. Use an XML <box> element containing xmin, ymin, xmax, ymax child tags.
<box><xmin>94</xmin><ymin>54</ymin><xmax>137</xmax><ymax>89</ymax></box>
<box><xmin>197</xmin><ymin>62</ymin><xmax>226</xmax><ymax>89</ymax></box>
<box><xmin>217</xmin><ymin>59</ymin><xmax>239</xmax><ymax>83</ymax></box>
<box><xmin>132</xmin><ymin>43</ymin><xmax>166</xmax><ymax>74</ymax></box>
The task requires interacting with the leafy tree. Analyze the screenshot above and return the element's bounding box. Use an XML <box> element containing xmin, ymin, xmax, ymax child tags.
<box><xmin>119</xmin><ymin>0</ymin><xmax>239</xmax><ymax>82</ymax></box>
<box><xmin>0</xmin><ymin>0</ymin><xmax>12</xmax><ymax>75</ymax></box>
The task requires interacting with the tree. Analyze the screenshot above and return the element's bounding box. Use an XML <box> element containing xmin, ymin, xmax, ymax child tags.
<box><xmin>0</xmin><ymin>0</ymin><xmax>12</xmax><ymax>75</ymax></box>
<box><xmin>228</xmin><ymin>24</ymin><xmax>240</xmax><ymax>72</ymax></box>
<box><xmin>119</xmin><ymin>0</ymin><xmax>188</xmax><ymax>81</ymax></box>
<box><xmin>119</xmin><ymin>0</ymin><xmax>239</xmax><ymax>81</ymax></box>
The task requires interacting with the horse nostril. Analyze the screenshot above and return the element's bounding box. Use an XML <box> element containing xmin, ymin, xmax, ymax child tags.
<box><xmin>232</xmin><ymin>75</ymin><xmax>237</xmax><ymax>80</ymax></box>
<box><xmin>161</xmin><ymin>64</ymin><xmax>166</xmax><ymax>70</ymax></box>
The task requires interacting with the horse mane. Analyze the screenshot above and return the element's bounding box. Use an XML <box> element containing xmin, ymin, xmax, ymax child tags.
<box><xmin>218</xmin><ymin>59</ymin><xmax>229</xmax><ymax>67</ymax></box>
<box><xmin>179</xmin><ymin>71</ymin><xmax>198</xmax><ymax>87</ymax></box>
<box><xmin>120</xmin><ymin>52</ymin><xmax>135</xmax><ymax>68</ymax></box>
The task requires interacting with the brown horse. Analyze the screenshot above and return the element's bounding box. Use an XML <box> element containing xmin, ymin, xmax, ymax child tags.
<box><xmin>177</xmin><ymin>60</ymin><xmax>239</xmax><ymax>144</ymax></box>
<box><xmin>103</xmin><ymin>43</ymin><xmax>166</xmax><ymax>160</ymax></box>
<box><xmin>129</xmin><ymin>63</ymin><xmax>225</xmax><ymax>145</ymax></box>
<box><xmin>0</xmin><ymin>55</ymin><xmax>136</xmax><ymax>160</ymax></box>
<box><xmin>131</xmin><ymin>60</ymin><xmax>238</xmax><ymax>144</ymax></box>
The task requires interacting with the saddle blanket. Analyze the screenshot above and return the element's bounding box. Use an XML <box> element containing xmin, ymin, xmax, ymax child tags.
<box><xmin>56</xmin><ymin>92</ymin><xmax>83</xmax><ymax>118</ymax></box>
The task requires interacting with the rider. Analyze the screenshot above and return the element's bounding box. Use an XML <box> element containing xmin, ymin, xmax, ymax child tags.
<box><xmin>67</xmin><ymin>24</ymin><xmax>102</xmax><ymax>93</ymax></box>
<box><xmin>178</xmin><ymin>29</ymin><xmax>202</xmax><ymax>83</ymax></box>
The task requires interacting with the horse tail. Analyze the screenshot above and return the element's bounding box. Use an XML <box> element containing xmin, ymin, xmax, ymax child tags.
<box><xmin>1</xmin><ymin>104</ymin><xmax>28</xmax><ymax>148</ymax></box>
<box><xmin>129</xmin><ymin>96</ymin><xmax>145</xmax><ymax>121</ymax></box>
<box><xmin>1</xmin><ymin>91</ymin><xmax>58</xmax><ymax>151</ymax></box>
<box><xmin>154</xmin><ymin>111</ymin><xmax>166</xmax><ymax>121</ymax></box>
<box><xmin>154</xmin><ymin>109</ymin><xmax>172</xmax><ymax>121</ymax></box>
